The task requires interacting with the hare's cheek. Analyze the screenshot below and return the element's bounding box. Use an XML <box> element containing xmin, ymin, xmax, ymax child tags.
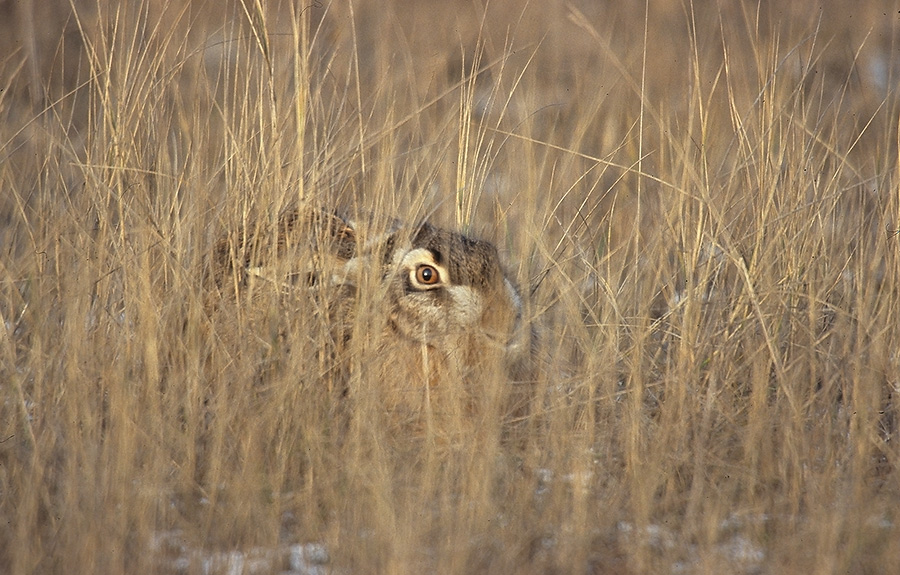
<box><xmin>389</xmin><ymin>295</ymin><xmax>437</xmax><ymax>339</ymax></box>
<box><xmin>446</xmin><ymin>286</ymin><xmax>484</xmax><ymax>327</ymax></box>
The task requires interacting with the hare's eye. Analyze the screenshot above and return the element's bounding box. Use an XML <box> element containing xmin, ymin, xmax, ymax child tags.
<box><xmin>415</xmin><ymin>264</ymin><xmax>440</xmax><ymax>286</ymax></box>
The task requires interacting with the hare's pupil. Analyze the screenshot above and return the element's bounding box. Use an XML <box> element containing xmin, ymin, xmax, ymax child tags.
<box><xmin>416</xmin><ymin>264</ymin><xmax>439</xmax><ymax>285</ymax></box>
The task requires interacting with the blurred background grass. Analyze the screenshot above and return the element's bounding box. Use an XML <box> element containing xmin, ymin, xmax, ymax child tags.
<box><xmin>1</xmin><ymin>0</ymin><xmax>899</xmax><ymax>573</ymax></box>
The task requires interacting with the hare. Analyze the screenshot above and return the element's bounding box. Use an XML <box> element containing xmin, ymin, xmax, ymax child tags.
<box><xmin>207</xmin><ymin>203</ymin><xmax>535</xmax><ymax>438</ymax></box>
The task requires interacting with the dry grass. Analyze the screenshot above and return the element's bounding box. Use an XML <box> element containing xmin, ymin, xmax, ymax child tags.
<box><xmin>2</xmin><ymin>0</ymin><xmax>899</xmax><ymax>573</ymax></box>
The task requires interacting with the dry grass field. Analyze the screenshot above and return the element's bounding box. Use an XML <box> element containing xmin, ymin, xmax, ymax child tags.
<box><xmin>2</xmin><ymin>0</ymin><xmax>899</xmax><ymax>573</ymax></box>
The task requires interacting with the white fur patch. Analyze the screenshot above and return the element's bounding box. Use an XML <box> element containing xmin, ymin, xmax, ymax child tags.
<box><xmin>504</xmin><ymin>278</ymin><xmax>522</xmax><ymax>312</ymax></box>
<box><xmin>446</xmin><ymin>285</ymin><xmax>483</xmax><ymax>325</ymax></box>
<box><xmin>503</xmin><ymin>278</ymin><xmax>529</xmax><ymax>353</ymax></box>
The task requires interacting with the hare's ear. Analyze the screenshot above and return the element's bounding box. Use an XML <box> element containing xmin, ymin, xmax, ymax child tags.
<box><xmin>231</xmin><ymin>205</ymin><xmax>352</xmax><ymax>290</ymax></box>
<box><xmin>272</xmin><ymin>205</ymin><xmax>357</xmax><ymax>260</ymax></box>
<box><xmin>313</xmin><ymin>208</ymin><xmax>357</xmax><ymax>262</ymax></box>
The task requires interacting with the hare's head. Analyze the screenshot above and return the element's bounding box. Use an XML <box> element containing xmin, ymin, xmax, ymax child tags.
<box><xmin>377</xmin><ymin>223</ymin><xmax>527</xmax><ymax>364</ymax></box>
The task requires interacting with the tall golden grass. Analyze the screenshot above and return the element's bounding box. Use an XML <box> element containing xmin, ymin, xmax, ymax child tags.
<box><xmin>1</xmin><ymin>0</ymin><xmax>898</xmax><ymax>573</ymax></box>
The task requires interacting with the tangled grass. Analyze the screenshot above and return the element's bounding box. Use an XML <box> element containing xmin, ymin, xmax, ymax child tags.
<box><xmin>1</xmin><ymin>1</ymin><xmax>899</xmax><ymax>573</ymax></box>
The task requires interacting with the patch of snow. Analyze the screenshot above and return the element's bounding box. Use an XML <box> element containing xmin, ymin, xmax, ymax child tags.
<box><xmin>151</xmin><ymin>530</ymin><xmax>331</xmax><ymax>575</ymax></box>
<box><xmin>288</xmin><ymin>543</ymin><xmax>330</xmax><ymax>575</ymax></box>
